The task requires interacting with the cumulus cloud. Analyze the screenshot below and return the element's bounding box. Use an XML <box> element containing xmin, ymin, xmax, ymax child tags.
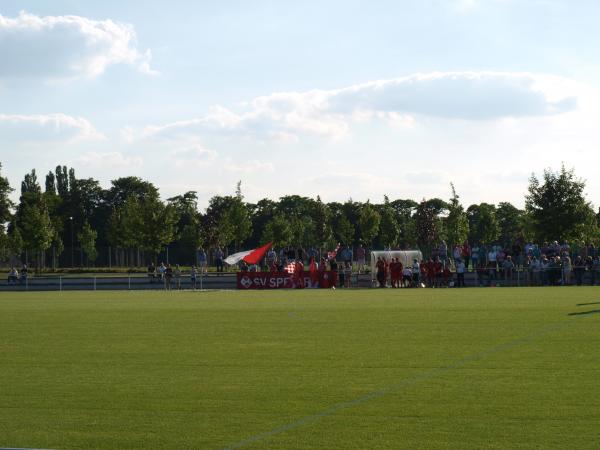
<box><xmin>169</xmin><ymin>145</ymin><xmax>218</xmax><ymax>167</ymax></box>
<box><xmin>0</xmin><ymin>11</ymin><xmax>154</xmax><ymax>79</ymax></box>
<box><xmin>0</xmin><ymin>113</ymin><xmax>103</xmax><ymax>141</ymax></box>
<box><xmin>141</xmin><ymin>71</ymin><xmax>577</xmax><ymax>142</ymax></box>
<box><xmin>73</xmin><ymin>151</ymin><xmax>143</xmax><ymax>168</ymax></box>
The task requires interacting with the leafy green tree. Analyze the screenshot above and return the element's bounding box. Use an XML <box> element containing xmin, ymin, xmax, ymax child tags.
<box><xmin>106</xmin><ymin>176</ymin><xmax>159</xmax><ymax>210</ymax></box>
<box><xmin>139</xmin><ymin>197</ymin><xmax>177</xmax><ymax>257</ymax></box>
<box><xmin>358</xmin><ymin>201</ymin><xmax>381</xmax><ymax>248</ymax></box>
<box><xmin>261</xmin><ymin>213</ymin><xmax>293</xmax><ymax>247</ymax></box>
<box><xmin>415</xmin><ymin>199</ymin><xmax>443</xmax><ymax>253</ymax></box>
<box><xmin>15</xmin><ymin>170</ymin><xmax>54</xmax><ymax>268</ymax></box>
<box><xmin>77</xmin><ymin>222</ymin><xmax>98</xmax><ymax>265</ymax></box>
<box><xmin>312</xmin><ymin>196</ymin><xmax>333</xmax><ymax>251</ymax></box>
<box><xmin>333</xmin><ymin>213</ymin><xmax>354</xmax><ymax>247</ymax></box>
<box><xmin>445</xmin><ymin>183</ymin><xmax>469</xmax><ymax>247</ymax></box>
<box><xmin>390</xmin><ymin>199</ymin><xmax>418</xmax><ymax>248</ymax></box>
<box><xmin>222</xmin><ymin>182</ymin><xmax>252</xmax><ymax>251</ymax></box>
<box><xmin>467</xmin><ymin>203</ymin><xmax>499</xmax><ymax>244</ymax></box>
<box><xmin>19</xmin><ymin>203</ymin><xmax>54</xmax><ymax>267</ymax></box>
<box><xmin>525</xmin><ymin>166</ymin><xmax>598</xmax><ymax>242</ymax></box>
<box><xmin>0</xmin><ymin>163</ymin><xmax>14</xmax><ymax>259</ymax></box>
<box><xmin>168</xmin><ymin>191</ymin><xmax>204</xmax><ymax>260</ymax></box>
<box><xmin>496</xmin><ymin>202</ymin><xmax>526</xmax><ymax>245</ymax></box>
<box><xmin>107</xmin><ymin>196</ymin><xmax>143</xmax><ymax>266</ymax></box>
<box><xmin>378</xmin><ymin>196</ymin><xmax>400</xmax><ymax>247</ymax></box>
<box><xmin>247</xmin><ymin>199</ymin><xmax>276</xmax><ymax>248</ymax></box>
<box><xmin>7</xmin><ymin>220</ymin><xmax>23</xmax><ymax>259</ymax></box>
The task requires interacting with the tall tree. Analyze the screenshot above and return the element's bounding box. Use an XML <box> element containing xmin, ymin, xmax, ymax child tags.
<box><xmin>261</xmin><ymin>213</ymin><xmax>293</xmax><ymax>247</ymax></box>
<box><xmin>15</xmin><ymin>170</ymin><xmax>54</xmax><ymax>268</ymax></box>
<box><xmin>333</xmin><ymin>214</ymin><xmax>354</xmax><ymax>247</ymax></box>
<box><xmin>378</xmin><ymin>196</ymin><xmax>400</xmax><ymax>248</ymax></box>
<box><xmin>168</xmin><ymin>191</ymin><xmax>204</xmax><ymax>260</ymax></box>
<box><xmin>222</xmin><ymin>182</ymin><xmax>252</xmax><ymax>251</ymax></box>
<box><xmin>106</xmin><ymin>176</ymin><xmax>159</xmax><ymax>209</ymax></box>
<box><xmin>0</xmin><ymin>163</ymin><xmax>14</xmax><ymax>234</ymax></box>
<box><xmin>525</xmin><ymin>165</ymin><xmax>597</xmax><ymax>242</ymax></box>
<box><xmin>358</xmin><ymin>201</ymin><xmax>381</xmax><ymax>248</ymax></box>
<box><xmin>77</xmin><ymin>222</ymin><xmax>98</xmax><ymax>266</ymax></box>
<box><xmin>415</xmin><ymin>199</ymin><xmax>442</xmax><ymax>253</ymax></box>
<box><xmin>496</xmin><ymin>202</ymin><xmax>526</xmax><ymax>245</ymax></box>
<box><xmin>312</xmin><ymin>196</ymin><xmax>333</xmax><ymax>251</ymax></box>
<box><xmin>390</xmin><ymin>199</ymin><xmax>418</xmax><ymax>248</ymax></box>
<box><xmin>467</xmin><ymin>203</ymin><xmax>499</xmax><ymax>244</ymax></box>
<box><xmin>139</xmin><ymin>196</ymin><xmax>177</xmax><ymax>258</ymax></box>
<box><xmin>445</xmin><ymin>183</ymin><xmax>469</xmax><ymax>247</ymax></box>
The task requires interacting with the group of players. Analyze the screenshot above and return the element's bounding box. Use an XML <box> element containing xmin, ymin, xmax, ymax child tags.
<box><xmin>375</xmin><ymin>257</ymin><xmax>455</xmax><ymax>288</ymax></box>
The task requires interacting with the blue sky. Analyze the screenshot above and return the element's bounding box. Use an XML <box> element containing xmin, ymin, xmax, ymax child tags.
<box><xmin>1</xmin><ymin>0</ymin><xmax>599</xmax><ymax>208</ymax></box>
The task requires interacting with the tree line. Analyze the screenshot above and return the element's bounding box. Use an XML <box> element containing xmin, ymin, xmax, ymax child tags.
<box><xmin>0</xmin><ymin>162</ymin><xmax>598</xmax><ymax>269</ymax></box>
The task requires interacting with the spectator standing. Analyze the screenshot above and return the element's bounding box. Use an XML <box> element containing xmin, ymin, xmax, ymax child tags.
<box><xmin>174</xmin><ymin>264</ymin><xmax>182</xmax><ymax>289</ymax></box>
<box><xmin>411</xmin><ymin>259</ymin><xmax>420</xmax><ymax>287</ymax></box>
<box><xmin>164</xmin><ymin>264</ymin><xmax>173</xmax><ymax>290</ymax></box>
<box><xmin>20</xmin><ymin>264</ymin><xmax>28</xmax><ymax>285</ymax></box>
<box><xmin>462</xmin><ymin>241</ymin><xmax>471</xmax><ymax>271</ymax></box>
<box><xmin>341</xmin><ymin>245</ymin><xmax>353</xmax><ymax>266</ymax></box>
<box><xmin>503</xmin><ymin>256</ymin><xmax>515</xmax><ymax>283</ymax></box>
<box><xmin>214</xmin><ymin>247</ymin><xmax>224</xmax><ymax>275</ymax></box>
<box><xmin>456</xmin><ymin>259</ymin><xmax>466</xmax><ymax>287</ymax></box>
<box><xmin>344</xmin><ymin>261</ymin><xmax>352</xmax><ymax>288</ymax></box>
<box><xmin>266</xmin><ymin>247</ymin><xmax>276</xmax><ymax>269</ymax></box>
<box><xmin>197</xmin><ymin>248</ymin><xmax>207</xmax><ymax>274</ymax></box>
<box><xmin>356</xmin><ymin>244</ymin><xmax>366</xmax><ymax>273</ymax></box>
<box><xmin>158</xmin><ymin>262</ymin><xmax>166</xmax><ymax>281</ymax></box>
<box><xmin>190</xmin><ymin>266</ymin><xmax>198</xmax><ymax>289</ymax></box>
<box><xmin>147</xmin><ymin>262</ymin><xmax>156</xmax><ymax>283</ymax></box>
<box><xmin>471</xmin><ymin>243</ymin><xmax>480</xmax><ymax>272</ymax></box>
<box><xmin>376</xmin><ymin>257</ymin><xmax>385</xmax><ymax>288</ymax></box>
<box><xmin>403</xmin><ymin>265</ymin><xmax>412</xmax><ymax>287</ymax></box>
<box><xmin>453</xmin><ymin>245</ymin><xmax>462</xmax><ymax>264</ymax></box>
<box><xmin>592</xmin><ymin>256</ymin><xmax>600</xmax><ymax>286</ymax></box>
<box><xmin>562</xmin><ymin>256</ymin><xmax>572</xmax><ymax>285</ymax></box>
<box><xmin>573</xmin><ymin>256</ymin><xmax>585</xmax><ymax>286</ymax></box>
<box><xmin>439</xmin><ymin>240</ymin><xmax>448</xmax><ymax>268</ymax></box>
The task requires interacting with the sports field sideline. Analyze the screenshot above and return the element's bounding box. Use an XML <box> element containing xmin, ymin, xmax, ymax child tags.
<box><xmin>1</xmin><ymin>288</ymin><xmax>599</xmax><ymax>449</ymax></box>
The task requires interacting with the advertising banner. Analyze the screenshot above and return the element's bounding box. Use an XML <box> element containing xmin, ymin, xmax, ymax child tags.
<box><xmin>236</xmin><ymin>271</ymin><xmax>338</xmax><ymax>289</ymax></box>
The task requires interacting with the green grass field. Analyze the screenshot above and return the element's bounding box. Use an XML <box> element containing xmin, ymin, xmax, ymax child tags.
<box><xmin>1</xmin><ymin>288</ymin><xmax>599</xmax><ymax>449</ymax></box>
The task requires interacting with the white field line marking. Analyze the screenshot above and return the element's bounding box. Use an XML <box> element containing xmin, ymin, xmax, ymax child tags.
<box><xmin>222</xmin><ymin>314</ymin><xmax>591</xmax><ymax>450</ymax></box>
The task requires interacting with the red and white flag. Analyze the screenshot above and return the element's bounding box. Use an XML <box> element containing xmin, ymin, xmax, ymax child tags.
<box><xmin>284</xmin><ymin>261</ymin><xmax>296</xmax><ymax>274</ymax></box>
<box><xmin>327</xmin><ymin>243</ymin><xmax>341</xmax><ymax>260</ymax></box>
<box><xmin>223</xmin><ymin>242</ymin><xmax>273</xmax><ymax>266</ymax></box>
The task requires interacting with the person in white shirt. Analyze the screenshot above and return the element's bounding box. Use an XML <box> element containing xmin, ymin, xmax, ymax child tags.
<box><xmin>403</xmin><ymin>266</ymin><xmax>412</xmax><ymax>287</ymax></box>
<box><xmin>411</xmin><ymin>259</ymin><xmax>421</xmax><ymax>287</ymax></box>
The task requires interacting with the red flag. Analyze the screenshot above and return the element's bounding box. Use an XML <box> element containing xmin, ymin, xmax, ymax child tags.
<box><xmin>243</xmin><ymin>242</ymin><xmax>273</xmax><ymax>265</ymax></box>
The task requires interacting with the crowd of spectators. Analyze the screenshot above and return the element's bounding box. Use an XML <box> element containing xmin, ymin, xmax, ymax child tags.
<box><xmin>5</xmin><ymin>240</ymin><xmax>599</xmax><ymax>289</ymax></box>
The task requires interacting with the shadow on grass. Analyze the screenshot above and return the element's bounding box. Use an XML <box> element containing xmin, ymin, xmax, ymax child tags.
<box><xmin>568</xmin><ymin>309</ymin><xmax>600</xmax><ymax>316</ymax></box>
<box><xmin>577</xmin><ymin>301</ymin><xmax>600</xmax><ymax>306</ymax></box>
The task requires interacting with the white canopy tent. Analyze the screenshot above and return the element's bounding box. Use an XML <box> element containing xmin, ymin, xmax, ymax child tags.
<box><xmin>370</xmin><ymin>250</ymin><xmax>423</xmax><ymax>278</ymax></box>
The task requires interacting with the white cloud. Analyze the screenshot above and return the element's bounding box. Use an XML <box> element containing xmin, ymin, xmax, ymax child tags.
<box><xmin>73</xmin><ymin>151</ymin><xmax>143</xmax><ymax>168</ymax></box>
<box><xmin>0</xmin><ymin>113</ymin><xmax>103</xmax><ymax>141</ymax></box>
<box><xmin>141</xmin><ymin>71</ymin><xmax>577</xmax><ymax>142</ymax></box>
<box><xmin>0</xmin><ymin>11</ymin><xmax>154</xmax><ymax>80</ymax></box>
<box><xmin>224</xmin><ymin>159</ymin><xmax>275</xmax><ymax>174</ymax></box>
<box><xmin>169</xmin><ymin>145</ymin><xmax>218</xmax><ymax>167</ymax></box>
